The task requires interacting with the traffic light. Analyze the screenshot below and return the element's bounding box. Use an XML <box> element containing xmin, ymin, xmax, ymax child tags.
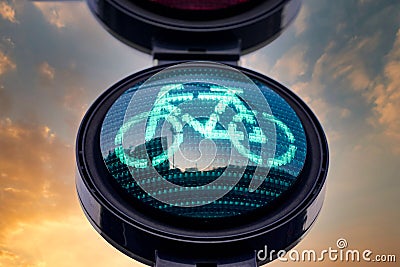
<box><xmin>76</xmin><ymin>0</ymin><xmax>329</xmax><ymax>266</ymax></box>
<box><xmin>86</xmin><ymin>0</ymin><xmax>302</xmax><ymax>63</ymax></box>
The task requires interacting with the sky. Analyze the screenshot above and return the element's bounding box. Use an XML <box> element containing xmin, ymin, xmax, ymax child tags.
<box><xmin>0</xmin><ymin>0</ymin><xmax>399</xmax><ymax>266</ymax></box>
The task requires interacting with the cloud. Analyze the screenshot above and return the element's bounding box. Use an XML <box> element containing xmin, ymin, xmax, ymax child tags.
<box><xmin>244</xmin><ymin>29</ymin><xmax>382</xmax><ymax>130</ymax></box>
<box><xmin>0</xmin><ymin>117</ymin><xmax>144</xmax><ymax>266</ymax></box>
<box><xmin>312</xmin><ymin>33</ymin><xmax>380</xmax><ymax>92</ymax></box>
<box><xmin>0</xmin><ymin>50</ymin><xmax>16</xmax><ymax>76</ymax></box>
<box><xmin>258</xmin><ymin>31</ymin><xmax>382</xmax><ymax>146</ymax></box>
<box><xmin>0</xmin><ymin>89</ymin><xmax>142</xmax><ymax>266</ymax></box>
<box><xmin>0</xmin><ymin>118</ymin><xmax>76</xmax><ymax>239</ymax></box>
<box><xmin>0</xmin><ymin>216</ymin><xmax>143</xmax><ymax>267</ymax></box>
<box><xmin>38</xmin><ymin>61</ymin><xmax>55</xmax><ymax>80</ymax></box>
<box><xmin>367</xmin><ymin>29</ymin><xmax>400</xmax><ymax>152</ymax></box>
<box><xmin>1</xmin><ymin>36</ymin><xmax>15</xmax><ymax>51</ymax></box>
<box><xmin>33</xmin><ymin>2</ymin><xmax>86</xmax><ymax>29</ymax></box>
<box><xmin>62</xmin><ymin>86</ymin><xmax>87</xmax><ymax>113</ymax></box>
<box><xmin>0</xmin><ymin>118</ymin><xmax>104</xmax><ymax>266</ymax></box>
<box><xmin>299</xmin><ymin>32</ymin><xmax>381</xmax><ymax>110</ymax></box>
<box><xmin>293</xmin><ymin>5</ymin><xmax>309</xmax><ymax>36</ymax></box>
<box><xmin>270</xmin><ymin>45</ymin><xmax>308</xmax><ymax>85</ymax></box>
<box><xmin>33</xmin><ymin>3</ymin><xmax>67</xmax><ymax>29</ymax></box>
<box><xmin>61</xmin><ymin>85</ymin><xmax>89</xmax><ymax>134</ymax></box>
<box><xmin>0</xmin><ymin>1</ymin><xmax>17</xmax><ymax>23</ymax></box>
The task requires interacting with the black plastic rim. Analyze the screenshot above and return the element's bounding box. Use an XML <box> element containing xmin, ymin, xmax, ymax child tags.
<box><xmin>76</xmin><ymin>63</ymin><xmax>328</xmax><ymax>265</ymax></box>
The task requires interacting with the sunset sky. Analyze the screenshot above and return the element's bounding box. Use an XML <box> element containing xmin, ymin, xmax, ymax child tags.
<box><xmin>0</xmin><ymin>0</ymin><xmax>399</xmax><ymax>266</ymax></box>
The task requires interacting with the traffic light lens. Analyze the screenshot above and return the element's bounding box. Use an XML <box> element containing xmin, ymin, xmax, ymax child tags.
<box><xmin>99</xmin><ymin>62</ymin><xmax>307</xmax><ymax>220</ymax></box>
<box><xmin>148</xmin><ymin>0</ymin><xmax>252</xmax><ymax>10</ymax></box>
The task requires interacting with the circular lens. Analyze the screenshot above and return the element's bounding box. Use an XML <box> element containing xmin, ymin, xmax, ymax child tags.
<box><xmin>148</xmin><ymin>0</ymin><xmax>253</xmax><ymax>11</ymax></box>
<box><xmin>99</xmin><ymin>62</ymin><xmax>307</xmax><ymax>220</ymax></box>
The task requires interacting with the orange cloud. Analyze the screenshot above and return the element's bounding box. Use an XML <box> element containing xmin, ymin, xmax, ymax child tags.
<box><xmin>0</xmin><ymin>1</ymin><xmax>17</xmax><ymax>23</ymax></box>
<box><xmin>33</xmin><ymin>3</ymin><xmax>66</xmax><ymax>29</ymax></box>
<box><xmin>0</xmin><ymin>118</ymin><xmax>76</xmax><ymax>237</ymax></box>
<box><xmin>0</xmin><ymin>50</ymin><xmax>16</xmax><ymax>76</ymax></box>
<box><xmin>0</xmin><ymin>118</ymin><xmax>143</xmax><ymax>267</ymax></box>
<box><xmin>312</xmin><ymin>33</ymin><xmax>379</xmax><ymax>92</ymax></box>
<box><xmin>271</xmin><ymin>45</ymin><xmax>308</xmax><ymax>84</ymax></box>
<box><xmin>367</xmin><ymin>29</ymin><xmax>400</xmax><ymax>152</ymax></box>
<box><xmin>0</xmin><ymin>216</ymin><xmax>143</xmax><ymax>267</ymax></box>
<box><xmin>33</xmin><ymin>2</ymin><xmax>88</xmax><ymax>30</ymax></box>
<box><xmin>38</xmin><ymin>62</ymin><xmax>55</xmax><ymax>80</ymax></box>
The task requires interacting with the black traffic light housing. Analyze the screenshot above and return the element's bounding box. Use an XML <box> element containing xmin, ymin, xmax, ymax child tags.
<box><xmin>86</xmin><ymin>0</ymin><xmax>301</xmax><ymax>64</ymax></box>
<box><xmin>76</xmin><ymin>1</ymin><xmax>329</xmax><ymax>266</ymax></box>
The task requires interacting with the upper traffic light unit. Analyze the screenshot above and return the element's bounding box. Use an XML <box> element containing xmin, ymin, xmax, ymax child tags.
<box><xmin>86</xmin><ymin>0</ymin><xmax>301</xmax><ymax>63</ymax></box>
<box><xmin>76</xmin><ymin>1</ymin><xmax>329</xmax><ymax>266</ymax></box>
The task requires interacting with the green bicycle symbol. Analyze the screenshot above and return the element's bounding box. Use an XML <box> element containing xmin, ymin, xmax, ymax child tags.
<box><xmin>115</xmin><ymin>83</ymin><xmax>296</xmax><ymax>170</ymax></box>
<box><xmin>113</xmin><ymin>82</ymin><xmax>297</xmax><ymax>206</ymax></box>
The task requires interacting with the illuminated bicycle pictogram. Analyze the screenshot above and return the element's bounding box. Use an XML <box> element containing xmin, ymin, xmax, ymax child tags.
<box><xmin>116</xmin><ymin>83</ymin><xmax>296</xmax><ymax>167</ymax></box>
<box><xmin>114</xmin><ymin>82</ymin><xmax>298</xmax><ymax>206</ymax></box>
